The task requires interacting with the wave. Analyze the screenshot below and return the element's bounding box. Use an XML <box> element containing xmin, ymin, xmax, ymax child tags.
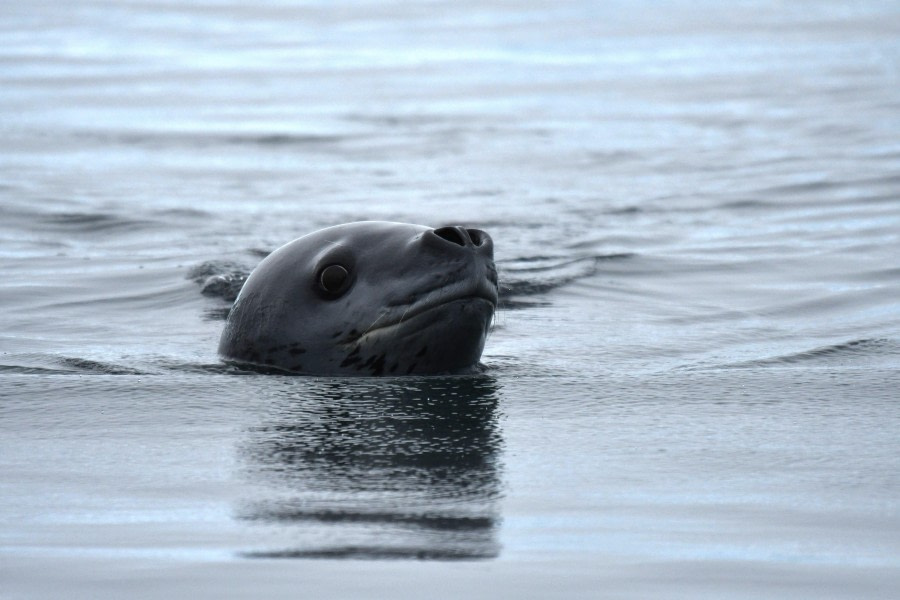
<box><xmin>38</xmin><ymin>211</ymin><xmax>156</xmax><ymax>234</ymax></box>
<box><xmin>0</xmin><ymin>356</ymin><xmax>147</xmax><ymax>375</ymax></box>
<box><xmin>1</xmin><ymin>206</ymin><xmax>163</xmax><ymax>239</ymax></box>
<box><xmin>0</xmin><ymin>353</ymin><xmax>280</xmax><ymax>376</ymax></box>
<box><xmin>498</xmin><ymin>253</ymin><xmax>633</xmax><ymax>309</ymax></box>
<box><xmin>716</xmin><ymin>338</ymin><xmax>899</xmax><ymax>370</ymax></box>
<box><xmin>76</xmin><ymin>129</ymin><xmax>350</xmax><ymax>151</ymax></box>
<box><xmin>188</xmin><ymin>260</ymin><xmax>253</xmax><ymax>303</ymax></box>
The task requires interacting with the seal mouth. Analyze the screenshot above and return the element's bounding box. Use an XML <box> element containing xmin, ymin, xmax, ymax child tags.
<box><xmin>355</xmin><ymin>281</ymin><xmax>498</xmax><ymax>341</ymax></box>
<box><xmin>403</xmin><ymin>293</ymin><xmax>496</xmax><ymax>322</ymax></box>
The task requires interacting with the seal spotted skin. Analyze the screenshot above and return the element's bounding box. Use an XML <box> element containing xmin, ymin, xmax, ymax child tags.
<box><xmin>218</xmin><ymin>221</ymin><xmax>498</xmax><ymax>375</ymax></box>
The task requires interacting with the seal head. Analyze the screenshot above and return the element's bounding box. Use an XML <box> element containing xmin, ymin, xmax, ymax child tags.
<box><xmin>218</xmin><ymin>221</ymin><xmax>498</xmax><ymax>375</ymax></box>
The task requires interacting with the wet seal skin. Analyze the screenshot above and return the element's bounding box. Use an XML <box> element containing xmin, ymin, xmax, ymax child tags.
<box><xmin>218</xmin><ymin>221</ymin><xmax>498</xmax><ymax>375</ymax></box>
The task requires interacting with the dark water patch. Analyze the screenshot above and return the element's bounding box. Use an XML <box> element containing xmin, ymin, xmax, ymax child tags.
<box><xmin>844</xmin><ymin>266</ymin><xmax>900</xmax><ymax>283</ymax></box>
<box><xmin>0</xmin><ymin>363</ymin><xmax>78</xmax><ymax>375</ymax></box>
<box><xmin>0</xmin><ymin>356</ymin><xmax>147</xmax><ymax>375</ymax></box>
<box><xmin>2</xmin><ymin>204</ymin><xmax>160</xmax><ymax>238</ymax></box>
<box><xmin>848</xmin><ymin>192</ymin><xmax>900</xmax><ymax>205</ymax></box>
<box><xmin>241</xmin><ymin>505</ymin><xmax>494</xmax><ymax>532</ymax></box>
<box><xmin>242</xmin><ymin>545</ymin><xmax>496</xmax><ymax>561</ymax></box>
<box><xmin>39</xmin><ymin>211</ymin><xmax>158</xmax><ymax>235</ymax></box>
<box><xmin>224</xmin><ymin>133</ymin><xmax>346</xmax><ymax>147</ymax></box>
<box><xmin>188</xmin><ymin>260</ymin><xmax>251</xmax><ymax>302</ymax></box>
<box><xmin>59</xmin><ymin>357</ymin><xmax>147</xmax><ymax>375</ymax></box>
<box><xmin>78</xmin><ymin>130</ymin><xmax>349</xmax><ymax>151</ymax></box>
<box><xmin>755</xmin><ymin>173</ymin><xmax>900</xmax><ymax>198</ymax></box>
<box><xmin>604</xmin><ymin>205</ymin><xmax>643</xmax><ymax>215</ymax></box>
<box><xmin>199</xmin><ymin>273</ymin><xmax>247</xmax><ymax>302</ymax></box>
<box><xmin>717</xmin><ymin>198</ymin><xmax>779</xmax><ymax>210</ymax></box>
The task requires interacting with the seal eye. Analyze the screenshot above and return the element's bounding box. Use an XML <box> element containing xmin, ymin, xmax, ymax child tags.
<box><xmin>318</xmin><ymin>264</ymin><xmax>349</xmax><ymax>296</ymax></box>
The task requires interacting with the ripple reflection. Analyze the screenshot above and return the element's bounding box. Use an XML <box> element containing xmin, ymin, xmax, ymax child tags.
<box><xmin>238</xmin><ymin>376</ymin><xmax>503</xmax><ymax>560</ymax></box>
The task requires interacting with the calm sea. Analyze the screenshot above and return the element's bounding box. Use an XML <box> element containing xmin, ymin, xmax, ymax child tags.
<box><xmin>2</xmin><ymin>1</ymin><xmax>899</xmax><ymax>598</ymax></box>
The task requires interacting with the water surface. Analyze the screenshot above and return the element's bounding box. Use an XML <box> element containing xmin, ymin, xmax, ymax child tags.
<box><xmin>1</xmin><ymin>1</ymin><xmax>899</xmax><ymax>598</ymax></box>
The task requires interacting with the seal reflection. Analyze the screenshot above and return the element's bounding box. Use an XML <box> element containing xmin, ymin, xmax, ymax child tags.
<box><xmin>238</xmin><ymin>376</ymin><xmax>503</xmax><ymax>560</ymax></box>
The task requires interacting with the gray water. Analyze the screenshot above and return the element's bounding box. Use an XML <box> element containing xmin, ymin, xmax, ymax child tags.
<box><xmin>2</xmin><ymin>1</ymin><xmax>900</xmax><ymax>598</ymax></box>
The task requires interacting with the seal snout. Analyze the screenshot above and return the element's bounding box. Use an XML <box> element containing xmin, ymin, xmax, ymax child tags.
<box><xmin>433</xmin><ymin>226</ymin><xmax>469</xmax><ymax>247</ymax></box>
<box><xmin>429</xmin><ymin>226</ymin><xmax>493</xmax><ymax>255</ymax></box>
<box><xmin>425</xmin><ymin>225</ymin><xmax>497</xmax><ymax>303</ymax></box>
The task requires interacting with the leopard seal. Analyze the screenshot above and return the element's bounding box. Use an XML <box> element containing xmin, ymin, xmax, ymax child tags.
<box><xmin>218</xmin><ymin>221</ymin><xmax>498</xmax><ymax>375</ymax></box>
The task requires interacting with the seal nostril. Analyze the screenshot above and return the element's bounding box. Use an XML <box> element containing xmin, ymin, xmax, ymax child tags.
<box><xmin>433</xmin><ymin>226</ymin><xmax>467</xmax><ymax>247</ymax></box>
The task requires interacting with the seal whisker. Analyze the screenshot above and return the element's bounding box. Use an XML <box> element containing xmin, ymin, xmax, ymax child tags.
<box><xmin>398</xmin><ymin>303</ymin><xmax>414</xmax><ymax>326</ymax></box>
<box><xmin>362</xmin><ymin>312</ymin><xmax>388</xmax><ymax>337</ymax></box>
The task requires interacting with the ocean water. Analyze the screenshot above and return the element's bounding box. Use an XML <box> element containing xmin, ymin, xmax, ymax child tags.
<box><xmin>2</xmin><ymin>1</ymin><xmax>899</xmax><ymax>598</ymax></box>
